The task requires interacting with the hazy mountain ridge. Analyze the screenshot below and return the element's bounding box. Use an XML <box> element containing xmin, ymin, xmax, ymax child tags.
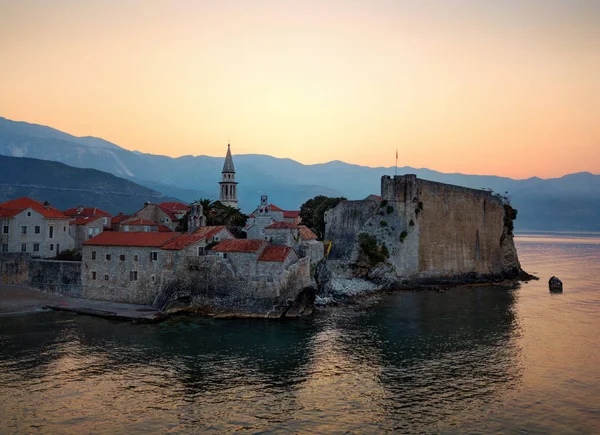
<box><xmin>1</xmin><ymin>116</ymin><xmax>599</xmax><ymax>230</ymax></box>
<box><xmin>0</xmin><ymin>156</ymin><xmax>179</xmax><ymax>214</ymax></box>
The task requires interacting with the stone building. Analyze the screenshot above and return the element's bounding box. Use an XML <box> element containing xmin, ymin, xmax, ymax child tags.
<box><xmin>0</xmin><ymin>197</ymin><xmax>75</xmax><ymax>258</ymax></box>
<box><xmin>81</xmin><ymin>226</ymin><xmax>234</xmax><ymax>304</ymax></box>
<box><xmin>324</xmin><ymin>174</ymin><xmax>523</xmax><ymax>284</ymax></box>
<box><xmin>263</xmin><ymin>222</ymin><xmax>323</xmax><ymax>265</ymax></box>
<box><xmin>132</xmin><ymin>202</ymin><xmax>189</xmax><ymax>231</ymax></box>
<box><xmin>218</xmin><ymin>143</ymin><xmax>238</xmax><ymax>209</ymax></box>
<box><xmin>244</xmin><ymin>195</ymin><xmax>301</xmax><ymax>239</ymax></box>
<box><xmin>119</xmin><ymin>217</ymin><xmax>171</xmax><ymax>233</ymax></box>
<box><xmin>64</xmin><ymin>206</ymin><xmax>112</xmax><ymax>250</ymax></box>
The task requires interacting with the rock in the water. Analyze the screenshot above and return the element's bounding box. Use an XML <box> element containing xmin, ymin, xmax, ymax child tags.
<box><xmin>549</xmin><ymin>276</ymin><xmax>563</xmax><ymax>292</ymax></box>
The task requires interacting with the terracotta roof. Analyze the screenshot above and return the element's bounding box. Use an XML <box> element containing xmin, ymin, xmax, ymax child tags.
<box><xmin>133</xmin><ymin>203</ymin><xmax>179</xmax><ymax>221</ymax></box>
<box><xmin>269</xmin><ymin>204</ymin><xmax>284</xmax><ymax>211</ymax></box>
<box><xmin>122</xmin><ymin>218</ymin><xmax>157</xmax><ymax>226</ymax></box>
<box><xmin>111</xmin><ymin>214</ymin><xmax>132</xmax><ymax>224</ymax></box>
<box><xmin>212</xmin><ymin>239</ymin><xmax>266</xmax><ymax>253</ymax></box>
<box><xmin>70</xmin><ymin>216</ymin><xmax>103</xmax><ymax>226</ymax></box>
<box><xmin>367</xmin><ymin>194</ymin><xmax>382</xmax><ymax>201</ymax></box>
<box><xmin>258</xmin><ymin>246</ymin><xmax>294</xmax><ymax>262</ymax></box>
<box><xmin>265</xmin><ymin>221</ymin><xmax>299</xmax><ymax>230</ymax></box>
<box><xmin>157</xmin><ymin>225</ymin><xmax>173</xmax><ymax>232</ymax></box>
<box><xmin>83</xmin><ymin>231</ymin><xmax>179</xmax><ymax>247</ymax></box>
<box><xmin>0</xmin><ymin>197</ymin><xmax>69</xmax><ymax>219</ymax></box>
<box><xmin>283</xmin><ymin>210</ymin><xmax>300</xmax><ymax>218</ymax></box>
<box><xmin>161</xmin><ymin>226</ymin><xmax>230</xmax><ymax>250</ymax></box>
<box><xmin>160</xmin><ymin>202</ymin><xmax>190</xmax><ymax>213</ymax></box>
<box><xmin>298</xmin><ymin>225</ymin><xmax>318</xmax><ymax>240</ymax></box>
<box><xmin>64</xmin><ymin>207</ymin><xmax>111</xmax><ymax>217</ymax></box>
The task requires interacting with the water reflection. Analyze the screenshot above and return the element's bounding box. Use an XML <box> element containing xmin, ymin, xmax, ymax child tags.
<box><xmin>0</xmin><ymin>285</ymin><xmax>522</xmax><ymax>433</ymax></box>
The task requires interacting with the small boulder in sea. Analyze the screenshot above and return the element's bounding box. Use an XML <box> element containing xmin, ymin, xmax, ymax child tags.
<box><xmin>549</xmin><ymin>276</ymin><xmax>563</xmax><ymax>292</ymax></box>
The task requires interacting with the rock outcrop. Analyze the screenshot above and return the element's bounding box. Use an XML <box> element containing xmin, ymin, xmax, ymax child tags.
<box><xmin>549</xmin><ymin>276</ymin><xmax>563</xmax><ymax>292</ymax></box>
<box><xmin>317</xmin><ymin>175</ymin><xmax>533</xmax><ymax>301</ymax></box>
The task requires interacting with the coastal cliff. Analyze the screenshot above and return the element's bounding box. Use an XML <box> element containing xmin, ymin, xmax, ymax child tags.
<box><xmin>318</xmin><ymin>175</ymin><xmax>529</xmax><ymax>299</ymax></box>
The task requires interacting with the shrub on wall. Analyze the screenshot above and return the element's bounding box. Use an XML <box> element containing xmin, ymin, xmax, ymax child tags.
<box><xmin>358</xmin><ymin>233</ymin><xmax>389</xmax><ymax>266</ymax></box>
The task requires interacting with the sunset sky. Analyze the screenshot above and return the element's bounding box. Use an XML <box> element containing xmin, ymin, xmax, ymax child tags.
<box><xmin>1</xmin><ymin>0</ymin><xmax>598</xmax><ymax>179</ymax></box>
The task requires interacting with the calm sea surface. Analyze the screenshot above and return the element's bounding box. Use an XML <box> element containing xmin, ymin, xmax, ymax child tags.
<box><xmin>1</xmin><ymin>233</ymin><xmax>599</xmax><ymax>434</ymax></box>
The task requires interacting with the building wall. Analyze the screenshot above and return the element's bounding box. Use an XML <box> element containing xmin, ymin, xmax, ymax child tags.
<box><xmin>264</xmin><ymin>227</ymin><xmax>298</xmax><ymax>246</ymax></box>
<box><xmin>0</xmin><ymin>209</ymin><xmax>74</xmax><ymax>258</ymax></box>
<box><xmin>135</xmin><ymin>204</ymin><xmax>177</xmax><ymax>230</ymax></box>
<box><xmin>81</xmin><ymin>245</ymin><xmax>167</xmax><ymax>304</ymax></box>
<box><xmin>324</xmin><ymin>175</ymin><xmax>516</xmax><ymax>282</ymax></box>
<box><xmin>71</xmin><ymin>221</ymin><xmax>104</xmax><ymax>251</ymax></box>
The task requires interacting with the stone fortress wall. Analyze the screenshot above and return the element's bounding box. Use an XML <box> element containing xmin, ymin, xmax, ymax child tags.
<box><xmin>324</xmin><ymin>174</ymin><xmax>521</xmax><ymax>285</ymax></box>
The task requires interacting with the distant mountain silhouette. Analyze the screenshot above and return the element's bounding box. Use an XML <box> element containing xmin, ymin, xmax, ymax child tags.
<box><xmin>0</xmin><ymin>156</ymin><xmax>179</xmax><ymax>214</ymax></box>
<box><xmin>1</xmin><ymin>116</ymin><xmax>599</xmax><ymax>230</ymax></box>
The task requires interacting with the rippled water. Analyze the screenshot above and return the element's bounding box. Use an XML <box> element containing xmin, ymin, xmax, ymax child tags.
<box><xmin>1</xmin><ymin>234</ymin><xmax>599</xmax><ymax>434</ymax></box>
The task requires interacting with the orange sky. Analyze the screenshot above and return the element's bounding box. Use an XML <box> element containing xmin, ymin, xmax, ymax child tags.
<box><xmin>1</xmin><ymin>0</ymin><xmax>598</xmax><ymax>179</ymax></box>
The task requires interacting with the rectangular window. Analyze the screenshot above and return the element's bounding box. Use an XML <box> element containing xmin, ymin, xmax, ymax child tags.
<box><xmin>104</xmin><ymin>274</ymin><xmax>109</xmax><ymax>281</ymax></box>
<box><xmin>63</xmin><ymin>226</ymin><xmax>66</xmax><ymax>232</ymax></box>
<box><xmin>150</xmin><ymin>252</ymin><xmax>158</xmax><ymax>261</ymax></box>
<box><xmin>33</xmin><ymin>243</ymin><xmax>40</xmax><ymax>252</ymax></box>
<box><xmin>130</xmin><ymin>271</ymin><xmax>138</xmax><ymax>281</ymax></box>
<box><xmin>91</xmin><ymin>251</ymin><xmax>97</xmax><ymax>260</ymax></box>
<box><xmin>2</xmin><ymin>225</ymin><xmax>8</xmax><ymax>234</ymax></box>
<box><xmin>34</xmin><ymin>226</ymin><xmax>40</xmax><ymax>234</ymax></box>
<box><xmin>27</xmin><ymin>211</ymin><xmax>31</xmax><ymax>217</ymax></box>
<box><xmin>21</xmin><ymin>243</ymin><xmax>27</xmax><ymax>252</ymax></box>
<box><xmin>21</xmin><ymin>225</ymin><xmax>27</xmax><ymax>235</ymax></box>
<box><xmin>134</xmin><ymin>255</ymin><xmax>138</xmax><ymax>262</ymax></box>
<box><xmin>198</xmin><ymin>247</ymin><xmax>205</xmax><ymax>256</ymax></box>
<box><xmin>120</xmin><ymin>254</ymin><xmax>125</xmax><ymax>261</ymax></box>
<box><xmin>49</xmin><ymin>226</ymin><xmax>54</xmax><ymax>239</ymax></box>
<box><xmin>151</xmin><ymin>275</ymin><xmax>155</xmax><ymax>283</ymax></box>
<box><xmin>92</xmin><ymin>271</ymin><xmax>96</xmax><ymax>280</ymax></box>
<box><xmin>1</xmin><ymin>244</ymin><xmax>8</xmax><ymax>252</ymax></box>
<box><xmin>106</xmin><ymin>254</ymin><xmax>111</xmax><ymax>261</ymax></box>
<box><xmin>50</xmin><ymin>244</ymin><xmax>54</xmax><ymax>251</ymax></box>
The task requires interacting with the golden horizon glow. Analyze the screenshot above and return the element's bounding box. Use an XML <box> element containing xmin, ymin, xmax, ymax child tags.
<box><xmin>1</xmin><ymin>0</ymin><xmax>598</xmax><ymax>179</ymax></box>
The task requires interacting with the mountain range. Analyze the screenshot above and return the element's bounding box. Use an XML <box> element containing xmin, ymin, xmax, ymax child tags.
<box><xmin>0</xmin><ymin>156</ymin><xmax>178</xmax><ymax>214</ymax></box>
<box><xmin>1</xmin><ymin>116</ymin><xmax>599</xmax><ymax>231</ymax></box>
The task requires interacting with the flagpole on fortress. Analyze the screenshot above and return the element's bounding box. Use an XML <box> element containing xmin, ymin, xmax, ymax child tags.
<box><xmin>395</xmin><ymin>149</ymin><xmax>398</xmax><ymax>176</ymax></box>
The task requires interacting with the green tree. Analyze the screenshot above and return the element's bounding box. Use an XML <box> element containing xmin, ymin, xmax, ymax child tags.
<box><xmin>175</xmin><ymin>199</ymin><xmax>219</xmax><ymax>232</ymax></box>
<box><xmin>300</xmin><ymin>195</ymin><xmax>346</xmax><ymax>240</ymax></box>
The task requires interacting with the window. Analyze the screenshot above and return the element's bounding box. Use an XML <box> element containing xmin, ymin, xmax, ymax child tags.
<box><xmin>106</xmin><ymin>254</ymin><xmax>111</xmax><ymax>261</ymax></box>
<box><xmin>145</xmin><ymin>226</ymin><xmax>150</xmax><ymax>232</ymax></box>
<box><xmin>63</xmin><ymin>226</ymin><xmax>66</xmax><ymax>232</ymax></box>
<box><xmin>34</xmin><ymin>226</ymin><xmax>40</xmax><ymax>234</ymax></box>
<box><xmin>49</xmin><ymin>244</ymin><xmax>54</xmax><ymax>251</ymax></box>
<box><xmin>33</xmin><ymin>243</ymin><xmax>40</xmax><ymax>252</ymax></box>
<box><xmin>150</xmin><ymin>252</ymin><xmax>158</xmax><ymax>261</ymax></box>
<box><xmin>94</xmin><ymin>228</ymin><xmax>100</xmax><ymax>235</ymax></box>
<box><xmin>1</xmin><ymin>244</ymin><xmax>8</xmax><ymax>252</ymax></box>
<box><xmin>92</xmin><ymin>271</ymin><xmax>96</xmax><ymax>280</ymax></box>
<box><xmin>91</xmin><ymin>251</ymin><xmax>97</xmax><ymax>260</ymax></box>
<box><xmin>104</xmin><ymin>274</ymin><xmax>109</xmax><ymax>281</ymax></box>
<box><xmin>134</xmin><ymin>255</ymin><xmax>138</xmax><ymax>262</ymax></box>
<box><xmin>21</xmin><ymin>243</ymin><xmax>27</xmax><ymax>252</ymax></box>
<box><xmin>120</xmin><ymin>254</ymin><xmax>125</xmax><ymax>261</ymax></box>
<box><xmin>151</xmin><ymin>275</ymin><xmax>155</xmax><ymax>283</ymax></box>
<box><xmin>198</xmin><ymin>247</ymin><xmax>205</xmax><ymax>256</ymax></box>
<box><xmin>124</xmin><ymin>226</ymin><xmax>129</xmax><ymax>232</ymax></box>
<box><xmin>129</xmin><ymin>271</ymin><xmax>138</xmax><ymax>281</ymax></box>
<box><xmin>21</xmin><ymin>225</ymin><xmax>27</xmax><ymax>235</ymax></box>
<box><xmin>88</xmin><ymin>228</ymin><xmax>93</xmax><ymax>236</ymax></box>
<box><xmin>2</xmin><ymin>225</ymin><xmax>8</xmax><ymax>234</ymax></box>
<box><xmin>49</xmin><ymin>226</ymin><xmax>54</xmax><ymax>239</ymax></box>
<box><xmin>27</xmin><ymin>211</ymin><xmax>31</xmax><ymax>217</ymax></box>
<box><xmin>103</xmin><ymin>217</ymin><xmax>108</xmax><ymax>225</ymax></box>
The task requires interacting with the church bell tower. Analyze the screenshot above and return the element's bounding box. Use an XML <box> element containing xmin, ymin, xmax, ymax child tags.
<box><xmin>218</xmin><ymin>143</ymin><xmax>238</xmax><ymax>209</ymax></box>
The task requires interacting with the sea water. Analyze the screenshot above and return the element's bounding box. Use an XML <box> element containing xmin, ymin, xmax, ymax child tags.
<box><xmin>1</xmin><ymin>233</ymin><xmax>599</xmax><ymax>434</ymax></box>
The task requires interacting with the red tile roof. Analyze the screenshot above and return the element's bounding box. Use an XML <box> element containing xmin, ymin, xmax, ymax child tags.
<box><xmin>70</xmin><ymin>216</ymin><xmax>103</xmax><ymax>226</ymax></box>
<box><xmin>157</xmin><ymin>225</ymin><xmax>173</xmax><ymax>232</ymax></box>
<box><xmin>265</xmin><ymin>221</ymin><xmax>299</xmax><ymax>230</ymax></box>
<box><xmin>283</xmin><ymin>210</ymin><xmax>300</xmax><ymax>218</ymax></box>
<box><xmin>212</xmin><ymin>239</ymin><xmax>266</xmax><ymax>253</ymax></box>
<box><xmin>83</xmin><ymin>231</ymin><xmax>179</xmax><ymax>247</ymax></box>
<box><xmin>0</xmin><ymin>197</ymin><xmax>69</xmax><ymax>219</ymax></box>
<box><xmin>132</xmin><ymin>203</ymin><xmax>179</xmax><ymax>221</ymax></box>
<box><xmin>258</xmin><ymin>246</ymin><xmax>294</xmax><ymax>262</ymax></box>
<box><xmin>64</xmin><ymin>207</ymin><xmax>111</xmax><ymax>217</ymax></box>
<box><xmin>160</xmin><ymin>202</ymin><xmax>190</xmax><ymax>213</ymax></box>
<box><xmin>269</xmin><ymin>204</ymin><xmax>284</xmax><ymax>211</ymax></box>
<box><xmin>161</xmin><ymin>226</ymin><xmax>230</xmax><ymax>250</ymax></box>
<box><xmin>122</xmin><ymin>218</ymin><xmax>157</xmax><ymax>226</ymax></box>
<box><xmin>298</xmin><ymin>225</ymin><xmax>318</xmax><ymax>240</ymax></box>
<box><xmin>111</xmin><ymin>214</ymin><xmax>132</xmax><ymax>224</ymax></box>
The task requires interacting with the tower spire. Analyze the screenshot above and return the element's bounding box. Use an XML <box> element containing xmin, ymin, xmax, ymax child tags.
<box><xmin>218</xmin><ymin>142</ymin><xmax>239</xmax><ymax>209</ymax></box>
